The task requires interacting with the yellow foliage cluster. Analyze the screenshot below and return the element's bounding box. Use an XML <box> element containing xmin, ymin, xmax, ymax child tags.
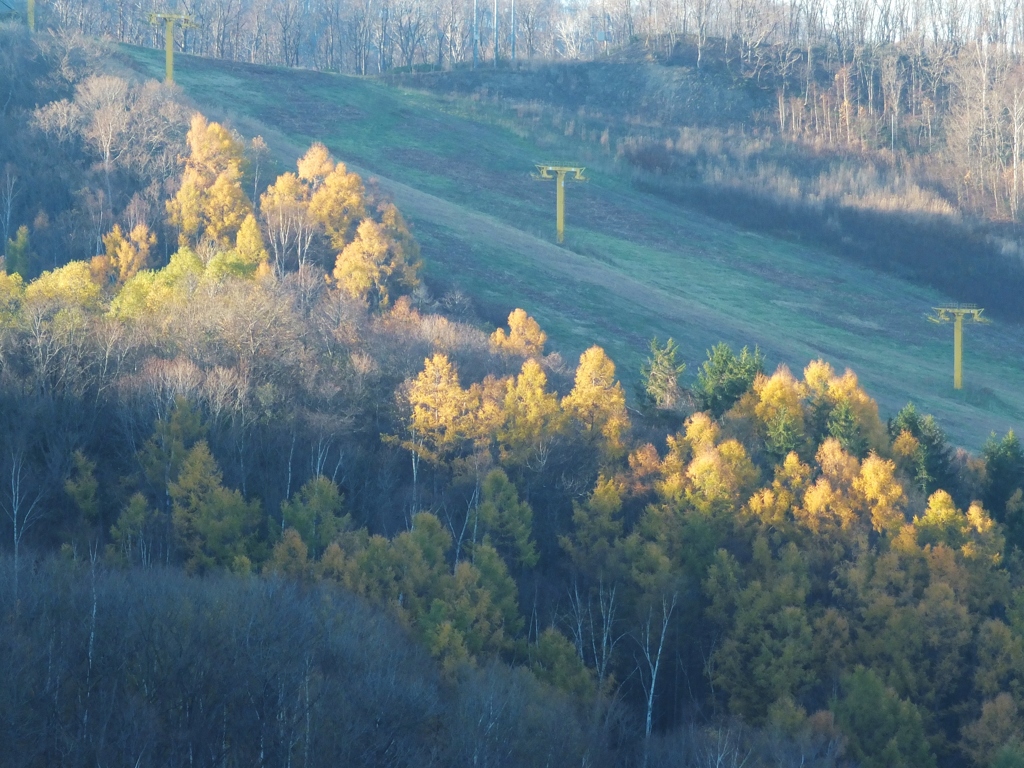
<box><xmin>332</xmin><ymin>206</ymin><xmax>420</xmax><ymax>307</ymax></box>
<box><xmin>0</xmin><ymin>270</ymin><xmax>25</xmax><ymax>325</ymax></box>
<box><xmin>11</xmin><ymin>130</ymin><xmax>425</xmax><ymax>326</ymax></box>
<box><xmin>637</xmin><ymin>411</ymin><xmax>758</xmax><ymax>515</ymax></box>
<box><xmin>561</xmin><ymin>345</ymin><xmax>630</xmax><ymax>460</ymax></box>
<box><xmin>25</xmin><ymin>260</ymin><xmax>102</xmax><ymax>311</ymax></box>
<box><xmin>94</xmin><ymin>223</ymin><xmax>157</xmax><ymax>287</ymax></box>
<box><xmin>167</xmin><ymin>114</ymin><xmax>253</xmax><ymax>248</ymax></box>
<box><xmin>490</xmin><ymin>307</ymin><xmax>547</xmax><ymax>357</ymax></box>
<box><xmin>36</xmin><ymin>128</ymin><xmax>420</xmax><ymax>323</ymax></box>
<box><xmin>405</xmin><ymin>311</ymin><xmax>629</xmax><ymax>472</ymax></box>
<box><xmin>729</xmin><ymin>359</ymin><xmax>888</xmax><ymax>460</ymax></box>
<box><xmin>260</xmin><ymin>142</ymin><xmax>367</xmax><ymax>273</ymax></box>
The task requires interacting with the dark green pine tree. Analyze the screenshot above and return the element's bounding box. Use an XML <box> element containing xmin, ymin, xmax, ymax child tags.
<box><xmin>695</xmin><ymin>343</ymin><xmax>765</xmax><ymax>418</ymax></box>
<box><xmin>983</xmin><ymin>431</ymin><xmax>1024</xmax><ymax>520</ymax></box>
<box><xmin>827</xmin><ymin>398</ymin><xmax>868</xmax><ymax>457</ymax></box>
<box><xmin>888</xmin><ymin>404</ymin><xmax>955</xmax><ymax>497</ymax></box>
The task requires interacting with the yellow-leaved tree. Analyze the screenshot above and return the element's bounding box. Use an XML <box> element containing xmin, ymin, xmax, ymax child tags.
<box><xmin>306</xmin><ymin>150</ymin><xmax>365</xmax><ymax>249</ymax></box>
<box><xmin>259</xmin><ymin>143</ymin><xmax>366</xmax><ymax>273</ymax></box>
<box><xmin>490</xmin><ymin>308</ymin><xmax>547</xmax><ymax>358</ymax></box>
<box><xmin>497</xmin><ymin>358</ymin><xmax>565</xmax><ymax>471</ymax></box>
<box><xmin>753</xmin><ymin>365</ymin><xmax>807</xmax><ymax>461</ymax></box>
<box><xmin>295</xmin><ymin>142</ymin><xmax>335</xmax><ymax>187</ymax></box>
<box><xmin>562</xmin><ymin>345</ymin><xmax>629</xmax><ymax>462</ymax></box>
<box><xmin>406</xmin><ymin>353</ymin><xmax>475</xmax><ymax>467</ymax></box>
<box><xmin>98</xmin><ymin>223</ymin><xmax>156</xmax><ymax>286</ymax></box>
<box><xmin>0</xmin><ymin>269</ymin><xmax>25</xmax><ymax>327</ymax></box>
<box><xmin>167</xmin><ymin>114</ymin><xmax>252</xmax><ymax>248</ymax></box>
<box><xmin>206</xmin><ymin>213</ymin><xmax>270</xmax><ymax>280</ymax></box>
<box><xmin>796</xmin><ymin>437</ymin><xmax>860</xmax><ymax>536</ymax></box>
<box><xmin>854</xmin><ymin>452</ymin><xmax>907</xmax><ymax>536</ymax></box>
<box><xmin>745</xmin><ymin>451</ymin><xmax>812</xmax><ymax>531</ymax></box>
<box><xmin>24</xmin><ymin>260</ymin><xmax>102</xmax><ymax>312</ymax></box>
<box><xmin>332</xmin><ymin>203</ymin><xmax>420</xmax><ymax>308</ymax></box>
<box><xmin>686</xmin><ymin>438</ymin><xmax>759</xmax><ymax>516</ymax></box>
<box><xmin>803</xmin><ymin>359</ymin><xmax>887</xmax><ymax>456</ymax></box>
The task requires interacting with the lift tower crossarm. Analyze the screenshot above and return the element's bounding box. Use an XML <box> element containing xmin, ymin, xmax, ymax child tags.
<box><xmin>928</xmin><ymin>303</ymin><xmax>989</xmax><ymax>390</ymax></box>
<box><xmin>534</xmin><ymin>164</ymin><xmax>586</xmax><ymax>244</ymax></box>
<box><xmin>148</xmin><ymin>12</ymin><xmax>195</xmax><ymax>84</ymax></box>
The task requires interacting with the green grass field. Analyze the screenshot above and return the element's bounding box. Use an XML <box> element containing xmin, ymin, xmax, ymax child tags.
<box><xmin>121</xmin><ymin>47</ymin><xmax>1024</xmax><ymax>451</ymax></box>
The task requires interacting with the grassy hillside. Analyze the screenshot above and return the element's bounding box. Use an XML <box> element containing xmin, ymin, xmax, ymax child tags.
<box><xmin>120</xmin><ymin>47</ymin><xmax>1024</xmax><ymax>451</ymax></box>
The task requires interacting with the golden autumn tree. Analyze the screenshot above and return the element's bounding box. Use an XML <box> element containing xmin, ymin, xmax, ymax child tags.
<box><xmin>914</xmin><ymin>490</ymin><xmax>969</xmax><ymax>549</ymax></box>
<box><xmin>24</xmin><ymin>260</ymin><xmax>102</xmax><ymax>313</ymax></box>
<box><xmin>332</xmin><ymin>203</ymin><xmax>421</xmax><ymax>308</ymax></box>
<box><xmin>796</xmin><ymin>437</ymin><xmax>861</xmax><ymax>536</ymax></box>
<box><xmin>686</xmin><ymin>438</ymin><xmax>759</xmax><ymax>516</ymax></box>
<box><xmin>562</xmin><ymin>345</ymin><xmax>630</xmax><ymax>461</ymax></box>
<box><xmin>234</xmin><ymin>214</ymin><xmax>269</xmax><ymax>266</ymax></box>
<box><xmin>99</xmin><ymin>223</ymin><xmax>156</xmax><ymax>286</ymax></box>
<box><xmin>167</xmin><ymin>114</ymin><xmax>252</xmax><ymax>248</ymax></box>
<box><xmin>490</xmin><ymin>308</ymin><xmax>547</xmax><ymax>358</ymax></box>
<box><xmin>753</xmin><ymin>365</ymin><xmax>808</xmax><ymax>461</ymax></box>
<box><xmin>259</xmin><ymin>143</ymin><xmax>367</xmax><ymax>273</ymax></box>
<box><xmin>249</xmin><ymin>142</ymin><xmax>418</xmax><ymax>300</ymax></box>
<box><xmin>0</xmin><ymin>269</ymin><xmax>25</xmax><ymax>326</ymax></box>
<box><xmin>684</xmin><ymin>411</ymin><xmax>720</xmax><ymax>454</ymax></box>
<box><xmin>803</xmin><ymin>359</ymin><xmax>887</xmax><ymax>456</ymax></box>
<box><xmin>854</xmin><ymin>453</ymin><xmax>907</xmax><ymax>536</ymax></box>
<box><xmin>406</xmin><ymin>353</ymin><xmax>474</xmax><ymax>467</ymax></box>
<box><xmin>746</xmin><ymin>451</ymin><xmax>812</xmax><ymax>531</ymax></box>
<box><xmin>307</xmin><ymin>155</ymin><xmax>366</xmax><ymax>249</ymax></box>
<box><xmin>913</xmin><ymin>490</ymin><xmax>1004</xmax><ymax>567</ymax></box>
<box><xmin>497</xmin><ymin>358</ymin><xmax>565</xmax><ymax>471</ymax></box>
<box><xmin>462</xmin><ymin>373</ymin><xmax>505</xmax><ymax>467</ymax></box>
<box><xmin>207</xmin><ymin>213</ymin><xmax>271</xmax><ymax>280</ymax></box>
<box><xmin>295</xmin><ymin>142</ymin><xmax>335</xmax><ymax>187</ymax></box>
<box><xmin>648</xmin><ymin>413</ymin><xmax>721</xmax><ymax>506</ymax></box>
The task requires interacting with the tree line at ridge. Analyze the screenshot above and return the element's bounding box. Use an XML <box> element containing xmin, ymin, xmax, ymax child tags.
<box><xmin>9</xmin><ymin>13</ymin><xmax>1024</xmax><ymax>322</ymax></box>
<box><xmin>17</xmin><ymin>0</ymin><xmax>1024</xmax><ymax>228</ymax></box>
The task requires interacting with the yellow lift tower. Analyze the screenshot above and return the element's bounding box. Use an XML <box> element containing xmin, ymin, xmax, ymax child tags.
<box><xmin>149</xmin><ymin>12</ymin><xmax>195</xmax><ymax>84</ymax></box>
<box><xmin>929</xmin><ymin>303</ymin><xmax>988</xmax><ymax>390</ymax></box>
<box><xmin>534</xmin><ymin>164</ymin><xmax>586</xmax><ymax>243</ymax></box>
<box><xmin>27</xmin><ymin>0</ymin><xmax>33</xmax><ymax>31</ymax></box>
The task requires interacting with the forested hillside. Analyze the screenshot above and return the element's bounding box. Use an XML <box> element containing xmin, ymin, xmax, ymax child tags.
<box><xmin>4</xmin><ymin>22</ymin><xmax>1024</xmax><ymax>768</ymax></box>
<box><xmin>24</xmin><ymin>0</ymin><xmax>1024</xmax><ymax>321</ymax></box>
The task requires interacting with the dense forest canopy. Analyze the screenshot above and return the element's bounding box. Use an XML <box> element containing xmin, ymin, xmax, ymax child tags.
<box><xmin>3</xmin><ymin>21</ymin><xmax>1024</xmax><ymax>768</ymax></box>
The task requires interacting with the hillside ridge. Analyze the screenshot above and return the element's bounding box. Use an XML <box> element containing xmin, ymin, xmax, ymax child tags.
<box><xmin>115</xmin><ymin>47</ymin><xmax>1024</xmax><ymax>448</ymax></box>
